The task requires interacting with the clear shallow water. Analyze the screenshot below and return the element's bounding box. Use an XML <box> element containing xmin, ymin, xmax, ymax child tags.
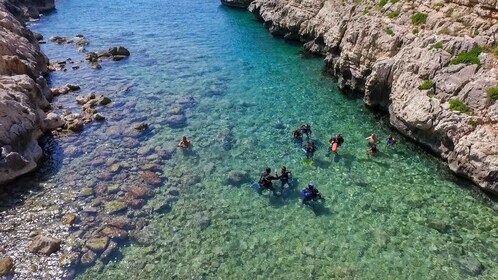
<box><xmin>27</xmin><ymin>0</ymin><xmax>498</xmax><ymax>279</ymax></box>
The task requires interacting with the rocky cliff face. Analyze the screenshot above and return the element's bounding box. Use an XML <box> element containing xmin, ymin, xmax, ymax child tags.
<box><xmin>0</xmin><ymin>0</ymin><xmax>61</xmax><ymax>185</ymax></box>
<box><xmin>224</xmin><ymin>0</ymin><xmax>498</xmax><ymax>194</ymax></box>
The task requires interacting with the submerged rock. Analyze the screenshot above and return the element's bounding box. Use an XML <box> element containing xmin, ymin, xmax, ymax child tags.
<box><xmin>105</xmin><ymin>201</ymin><xmax>128</xmax><ymax>214</ymax></box>
<box><xmin>0</xmin><ymin>257</ymin><xmax>13</xmax><ymax>277</ymax></box>
<box><xmin>101</xmin><ymin>226</ymin><xmax>128</xmax><ymax>240</ymax></box>
<box><xmin>100</xmin><ymin>241</ymin><xmax>118</xmax><ymax>261</ymax></box>
<box><xmin>459</xmin><ymin>255</ymin><xmax>485</xmax><ymax>276</ymax></box>
<box><xmin>227</xmin><ymin>170</ymin><xmax>250</xmax><ymax>186</ymax></box>
<box><xmin>133</xmin><ymin>122</ymin><xmax>149</xmax><ymax>131</ymax></box>
<box><xmin>140</xmin><ymin>171</ymin><xmax>162</xmax><ymax>186</ymax></box>
<box><xmin>28</xmin><ymin>235</ymin><xmax>62</xmax><ymax>255</ymax></box>
<box><xmin>62</xmin><ymin>213</ymin><xmax>77</xmax><ymax>225</ymax></box>
<box><xmin>128</xmin><ymin>185</ymin><xmax>153</xmax><ymax>199</ymax></box>
<box><xmin>165</xmin><ymin>113</ymin><xmax>187</xmax><ymax>128</ymax></box>
<box><xmin>80</xmin><ymin>250</ymin><xmax>97</xmax><ymax>266</ymax></box>
<box><xmin>85</xmin><ymin>237</ymin><xmax>109</xmax><ymax>252</ymax></box>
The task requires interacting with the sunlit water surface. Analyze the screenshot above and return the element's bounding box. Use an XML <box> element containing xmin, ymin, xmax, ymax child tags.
<box><xmin>29</xmin><ymin>0</ymin><xmax>498</xmax><ymax>279</ymax></box>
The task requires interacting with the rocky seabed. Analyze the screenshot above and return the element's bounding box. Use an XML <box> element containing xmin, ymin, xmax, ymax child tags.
<box><xmin>223</xmin><ymin>0</ymin><xmax>498</xmax><ymax>193</ymax></box>
<box><xmin>0</xmin><ymin>0</ymin><xmax>188</xmax><ymax>278</ymax></box>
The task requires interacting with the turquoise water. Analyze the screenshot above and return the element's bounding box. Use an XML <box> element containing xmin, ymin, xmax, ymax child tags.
<box><xmin>28</xmin><ymin>0</ymin><xmax>498</xmax><ymax>279</ymax></box>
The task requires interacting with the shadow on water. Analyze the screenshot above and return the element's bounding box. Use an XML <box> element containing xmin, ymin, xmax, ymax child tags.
<box><xmin>0</xmin><ymin>135</ymin><xmax>63</xmax><ymax>213</ymax></box>
<box><xmin>306</xmin><ymin>201</ymin><xmax>332</xmax><ymax>217</ymax></box>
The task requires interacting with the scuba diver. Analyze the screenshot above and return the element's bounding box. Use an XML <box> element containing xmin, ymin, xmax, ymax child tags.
<box><xmin>301</xmin><ymin>184</ymin><xmax>323</xmax><ymax>204</ymax></box>
<box><xmin>293</xmin><ymin>128</ymin><xmax>303</xmax><ymax>145</ymax></box>
<box><xmin>305</xmin><ymin>141</ymin><xmax>317</xmax><ymax>158</ymax></box>
<box><xmin>335</xmin><ymin>134</ymin><xmax>344</xmax><ymax>146</ymax></box>
<box><xmin>300</xmin><ymin>124</ymin><xmax>312</xmax><ymax>139</ymax></box>
<box><xmin>329</xmin><ymin>134</ymin><xmax>344</xmax><ymax>154</ymax></box>
<box><xmin>387</xmin><ymin>135</ymin><xmax>397</xmax><ymax>146</ymax></box>
<box><xmin>257</xmin><ymin>167</ymin><xmax>280</xmax><ymax>196</ymax></box>
<box><xmin>276</xmin><ymin>166</ymin><xmax>292</xmax><ymax>189</ymax></box>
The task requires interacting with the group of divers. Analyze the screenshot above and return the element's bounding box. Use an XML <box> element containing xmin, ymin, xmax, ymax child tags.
<box><xmin>177</xmin><ymin>124</ymin><xmax>397</xmax><ymax>206</ymax></box>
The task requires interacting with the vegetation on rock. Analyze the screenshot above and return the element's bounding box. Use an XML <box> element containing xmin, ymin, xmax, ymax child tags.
<box><xmin>449</xmin><ymin>99</ymin><xmax>470</xmax><ymax>113</ymax></box>
<box><xmin>430</xmin><ymin>42</ymin><xmax>443</xmax><ymax>50</ymax></box>
<box><xmin>388</xmin><ymin>10</ymin><xmax>400</xmax><ymax>18</ymax></box>
<box><xmin>411</xmin><ymin>12</ymin><xmax>428</xmax><ymax>25</ymax></box>
<box><xmin>487</xmin><ymin>87</ymin><xmax>498</xmax><ymax>102</ymax></box>
<box><xmin>450</xmin><ymin>47</ymin><xmax>482</xmax><ymax>66</ymax></box>
<box><xmin>419</xmin><ymin>80</ymin><xmax>434</xmax><ymax>90</ymax></box>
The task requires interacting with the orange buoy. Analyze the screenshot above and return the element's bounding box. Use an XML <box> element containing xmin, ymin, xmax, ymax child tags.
<box><xmin>332</xmin><ymin>142</ymin><xmax>338</xmax><ymax>153</ymax></box>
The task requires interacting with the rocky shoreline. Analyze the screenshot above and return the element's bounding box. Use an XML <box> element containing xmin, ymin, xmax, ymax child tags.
<box><xmin>0</xmin><ymin>0</ymin><xmax>60</xmax><ymax>186</ymax></box>
<box><xmin>221</xmin><ymin>0</ymin><xmax>498</xmax><ymax>194</ymax></box>
<box><xmin>0</xmin><ymin>0</ymin><xmax>173</xmax><ymax>278</ymax></box>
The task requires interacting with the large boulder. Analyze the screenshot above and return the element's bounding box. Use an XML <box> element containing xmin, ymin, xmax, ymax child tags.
<box><xmin>27</xmin><ymin>235</ymin><xmax>62</xmax><ymax>255</ymax></box>
<box><xmin>0</xmin><ymin>257</ymin><xmax>13</xmax><ymax>277</ymax></box>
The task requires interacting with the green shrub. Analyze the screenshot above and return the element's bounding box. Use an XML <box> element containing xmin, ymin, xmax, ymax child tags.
<box><xmin>430</xmin><ymin>42</ymin><xmax>444</xmax><ymax>50</ymax></box>
<box><xmin>487</xmin><ymin>87</ymin><xmax>498</xmax><ymax>101</ymax></box>
<box><xmin>363</xmin><ymin>8</ymin><xmax>370</xmax><ymax>15</ymax></box>
<box><xmin>450</xmin><ymin>47</ymin><xmax>482</xmax><ymax>66</ymax></box>
<box><xmin>411</xmin><ymin>12</ymin><xmax>428</xmax><ymax>25</ymax></box>
<box><xmin>449</xmin><ymin>99</ymin><xmax>470</xmax><ymax>113</ymax></box>
<box><xmin>390</xmin><ymin>0</ymin><xmax>399</xmax><ymax>3</ymax></box>
<box><xmin>412</xmin><ymin>28</ymin><xmax>419</xmax><ymax>35</ymax></box>
<box><xmin>388</xmin><ymin>10</ymin><xmax>400</xmax><ymax>18</ymax></box>
<box><xmin>379</xmin><ymin>0</ymin><xmax>388</xmax><ymax>8</ymax></box>
<box><xmin>467</xmin><ymin>119</ymin><xmax>478</xmax><ymax>127</ymax></box>
<box><xmin>419</xmin><ymin>80</ymin><xmax>434</xmax><ymax>90</ymax></box>
<box><xmin>385</xmin><ymin>28</ymin><xmax>395</xmax><ymax>36</ymax></box>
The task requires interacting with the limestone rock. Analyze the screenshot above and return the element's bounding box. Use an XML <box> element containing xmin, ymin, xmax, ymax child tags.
<box><xmin>108</xmin><ymin>46</ymin><xmax>130</xmax><ymax>57</ymax></box>
<box><xmin>0</xmin><ymin>257</ymin><xmax>13</xmax><ymax>277</ymax></box>
<box><xmin>43</xmin><ymin>112</ymin><xmax>64</xmax><ymax>131</ymax></box>
<box><xmin>85</xmin><ymin>237</ymin><xmax>109</xmax><ymax>252</ymax></box>
<box><xmin>62</xmin><ymin>213</ymin><xmax>77</xmax><ymax>225</ymax></box>
<box><xmin>101</xmin><ymin>226</ymin><xmax>128</xmax><ymax>240</ymax></box>
<box><xmin>80</xmin><ymin>250</ymin><xmax>97</xmax><ymax>266</ymax></box>
<box><xmin>28</xmin><ymin>235</ymin><xmax>62</xmax><ymax>255</ymax></box>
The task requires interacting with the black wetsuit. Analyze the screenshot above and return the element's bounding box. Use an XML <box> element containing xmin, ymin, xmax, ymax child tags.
<box><xmin>259</xmin><ymin>171</ymin><xmax>279</xmax><ymax>195</ymax></box>
<box><xmin>306</xmin><ymin>143</ymin><xmax>316</xmax><ymax>158</ymax></box>
<box><xmin>280</xmin><ymin>170</ymin><xmax>292</xmax><ymax>188</ymax></box>
<box><xmin>301</xmin><ymin>125</ymin><xmax>312</xmax><ymax>138</ymax></box>
<box><xmin>302</xmin><ymin>187</ymin><xmax>322</xmax><ymax>203</ymax></box>
<box><xmin>336</xmin><ymin>136</ymin><xmax>344</xmax><ymax>146</ymax></box>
